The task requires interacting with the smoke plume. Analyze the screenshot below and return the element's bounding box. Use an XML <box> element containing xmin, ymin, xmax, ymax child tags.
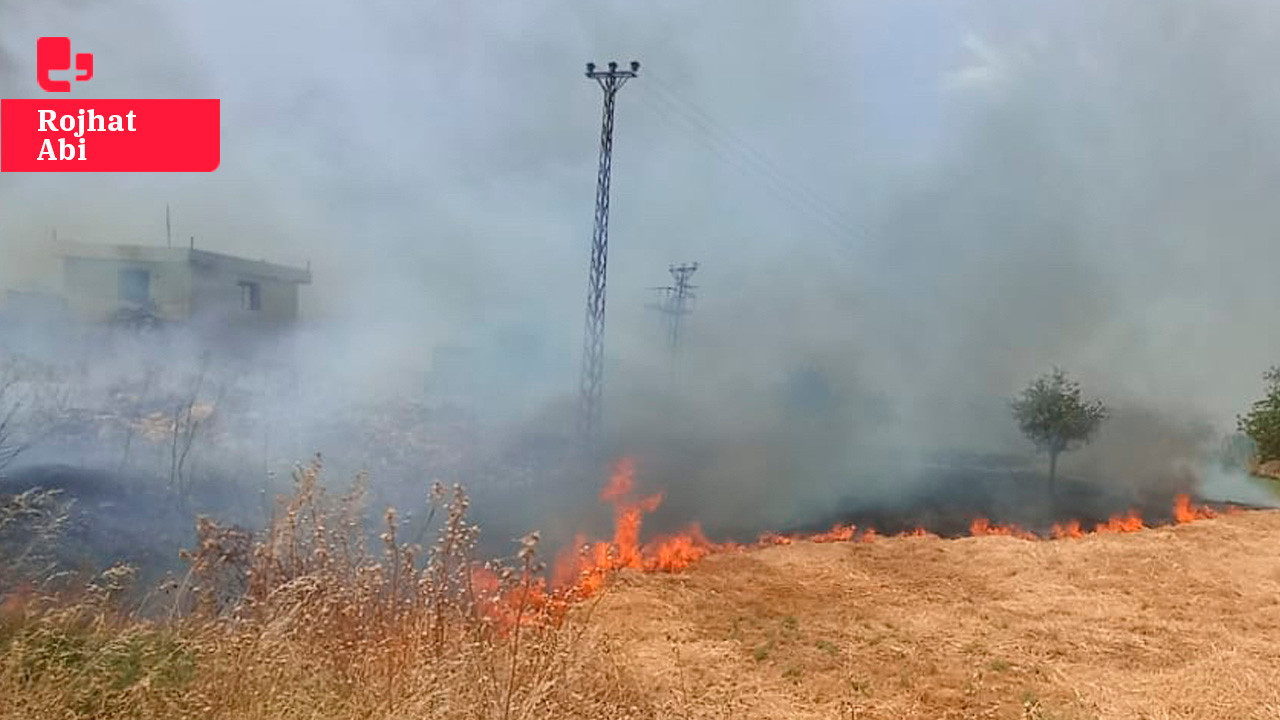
<box><xmin>3</xmin><ymin>0</ymin><xmax>1280</xmax><ymax>556</ymax></box>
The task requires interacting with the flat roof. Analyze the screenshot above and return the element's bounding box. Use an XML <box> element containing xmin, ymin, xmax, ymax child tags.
<box><xmin>56</xmin><ymin>241</ymin><xmax>311</xmax><ymax>284</ymax></box>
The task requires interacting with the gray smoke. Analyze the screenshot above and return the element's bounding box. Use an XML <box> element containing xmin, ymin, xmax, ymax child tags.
<box><xmin>4</xmin><ymin>0</ymin><xmax>1280</xmax><ymax>549</ymax></box>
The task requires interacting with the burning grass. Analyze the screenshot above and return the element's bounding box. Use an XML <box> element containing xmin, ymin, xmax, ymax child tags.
<box><xmin>0</xmin><ymin>454</ymin><xmax>1247</xmax><ymax>719</ymax></box>
<box><xmin>545</xmin><ymin>458</ymin><xmax>1229</xmax><ymax>603</ymax></box>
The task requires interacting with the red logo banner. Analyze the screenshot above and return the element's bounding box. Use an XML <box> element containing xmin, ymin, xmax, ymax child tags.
<box><xmin>36</xmin><ymin>37</ymin><xmax>94</xmax><ymax>92</ymax></box>
<box><xmin>0</xmin><ymin>99</ymin><xmax>220</xmax><ymax>172</ymax></box>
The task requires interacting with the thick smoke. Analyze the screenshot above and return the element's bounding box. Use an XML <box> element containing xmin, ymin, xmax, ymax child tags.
<box><xmin>610</xmin><ymin>0</ymin><xmax>1280</xmax><ymax>534</ymax></box>
<box><xmin>3</xmin><ymin>0</ymin><xmax>1280</xmax><ymax>558</ymax></box>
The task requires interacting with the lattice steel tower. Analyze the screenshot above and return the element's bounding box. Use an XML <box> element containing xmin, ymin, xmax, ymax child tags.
<box><xmin>578</xmin><ymin>60</ymin><xmax>639</xmax><ymax>447</ymax></box>
<box><xmin>649</xmin><ymin>262</ymin><xmax>699</xmax><ymax>353</ymax></box>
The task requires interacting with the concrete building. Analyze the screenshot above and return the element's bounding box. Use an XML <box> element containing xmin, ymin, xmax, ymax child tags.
<box><xmin>55</xmin><ymin>241</ymin><xmax>311</xmax><ymax>327</ymax></box>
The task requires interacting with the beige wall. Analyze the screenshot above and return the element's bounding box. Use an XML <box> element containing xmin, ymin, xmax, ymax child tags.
<box><xmin>59</xmin><ymin>248</ymin><xmax>305</xmax><ymax>325</ymax></box>
<box><xmin>259</xmin><ymin>280</ymin><xmax>299</xmax><ymax>321</ymax></box>
<box><xmin>62</xmin><ymin>257</ymin><xmax>193</xmax><ymax>322</ymax></box>
<box><xmin>190</xmin><ymin>265</ymin><xmax>299</xmax><ymax>324</ymax></box>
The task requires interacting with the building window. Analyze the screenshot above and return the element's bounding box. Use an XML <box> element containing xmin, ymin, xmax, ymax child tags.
<box><xmin>239</xmin><ymin>281</ymin><xmax>261</xmax><ymax>311</ymax></box>
<box><xmin>119</xmin><ymin>269</ymin><xmax>150</xmax><ymax>305</ymax></box>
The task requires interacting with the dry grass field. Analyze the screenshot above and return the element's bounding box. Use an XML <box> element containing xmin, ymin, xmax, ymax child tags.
<box><xmin>4</xmin><ymin>463</ymin><xmax>1279</xmax><ymax>720</ymax></box>
<box><xmin>588</xmin><ymin>509</ymin><xmax>1280</xmax><ymax>720</ymax></box>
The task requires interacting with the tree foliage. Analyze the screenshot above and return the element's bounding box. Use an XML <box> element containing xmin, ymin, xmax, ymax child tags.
<box><xmin>1237</xmin><ymin>366</ymin><xmax>1280</xmax><ymax>464</ymax></box>
<box><xmin>1011</xmin><ymin>368</ymin><xmax>1108</xmax><ymax>488</ymax></box>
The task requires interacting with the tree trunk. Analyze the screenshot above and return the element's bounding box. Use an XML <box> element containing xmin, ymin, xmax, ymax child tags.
<box><xmin>1048</xmin><ymin>451</ymin><xmax>1059</xmax><ymax>497</ymax></box>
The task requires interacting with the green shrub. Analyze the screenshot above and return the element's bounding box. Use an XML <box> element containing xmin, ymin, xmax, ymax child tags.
<box><xmin>1238</xmin><ymin>367</ymin><xmax>1280</xmax><ymax>464</ymax></box>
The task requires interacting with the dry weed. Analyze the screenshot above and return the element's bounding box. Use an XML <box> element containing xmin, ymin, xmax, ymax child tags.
<box><xmin>1</xmin><ymin>457</ymin><xmax>658</xmax><ymax>719</ymax></box>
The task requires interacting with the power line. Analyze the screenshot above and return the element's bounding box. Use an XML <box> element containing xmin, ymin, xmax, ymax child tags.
<box><xmin>635</xmin><ymin>73</ymin><xmax>865</xmax><ymax>243</ymax></box>
<box><xmin>646</xmin><ymin>73</ymin><xmax>857</xmax><ymax>231</ymax></box>
<box><xmin>578</xmin><ymin>59</ymin><xmax>640</xmax><ymax>451</ymax></box>
<box><xmin>634</xmin><ymin>90</ymin><xmax>860</xmax><ymax>242</ymax></box>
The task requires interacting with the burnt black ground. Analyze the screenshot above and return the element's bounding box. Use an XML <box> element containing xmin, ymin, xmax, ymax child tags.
<box><xmin>0</xmin><ymin>464</ymin><xmax>253</xmax><ymax>587</ymax></box>
<box><xmin>2</xmin><ymin>455</ymin><xmax>1257</xmax><ymax>587</ymax></box>
<box><xmin>779</xmin><ymin>465</ymin><xmax>1245</xmax><ymax>538</ymax></box>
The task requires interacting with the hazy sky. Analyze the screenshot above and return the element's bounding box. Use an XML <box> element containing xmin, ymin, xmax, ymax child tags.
<box><xmin>5</xmin><ymin>0</ymin><xmax>1280</xmax><ymax>440</ymax></box>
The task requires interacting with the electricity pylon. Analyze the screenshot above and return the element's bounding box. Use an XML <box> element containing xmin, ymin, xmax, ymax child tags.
<box><xmin>578</xmin><ymin>60</ymin><xmax>639</xmax><ymax>449</ymax></box>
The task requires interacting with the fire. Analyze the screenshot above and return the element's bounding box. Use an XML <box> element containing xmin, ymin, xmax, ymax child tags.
<box><xmin>549</xmin><ymin>458</ymin><xmax>724</xmax><ymax>599</ymax></box>
<box><xmin>475</xmin><ymin>464</ymin><xmax>1231</xmax><ymax>633</ymax></box>
<box><xmin>595</xmin><ymin>457</ymin><xmax>665</xmax><ymax>569</ymax></box>
<box><xmin>471</xmin><ymin>565</ymin><xmax>568</xmax><ymax>634</ymax></box>
<box><xmin>599</xmin><ymin>456</ymin><xmax>637</xmax><ymax>502</ymax></box>
<box><xmin>1050</xmin><ymin>520</ymin><xmax>1083</xmax><ymax>539</ymax></box>
<box><xmin>505</xmin><ymin>458</ymin><xmax>1235</xmax><ymax>628</ymax></box>
<box><xmin>550</xmin><ymin>534</ymin><xmax>591</xmax><ymax>589</ymax></box>
<box><xmin>968</xmin><ymin>518</ymin><xmax>1038</xmax><ymax>540</ymax></box>
<box><xmin>648</xmin><ymin>523</ymin><xmax>718</xmax><ymax>570</ymax></box>
<box><xmin>811</xmin><ymin>523</ymin><xmax>857</xmax><ymax>543</ymax></box>
<box><xmin>1174</xmin><ymin>493</ymin><xmax>1217</xmax><ymax>523</ymax></box>
<box><xmin>1093</xmin><ymin>510</ymin><xmax>1145</xmax><ymax>534</ymax></box>
<box><xmin>754</xmin><ymin>522</ymin><xmax>882</xmax><ymax>546</ymax></box>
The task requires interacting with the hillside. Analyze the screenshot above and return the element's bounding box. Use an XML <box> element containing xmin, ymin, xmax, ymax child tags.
<box><xmin>585</xmin><ymin>510</ymin><xmax>1280</xmax><ymax>720</ymax></box>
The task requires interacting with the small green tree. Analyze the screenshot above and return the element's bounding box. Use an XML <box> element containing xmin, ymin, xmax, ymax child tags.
<box><xmin>1011</xmin><ymin>368</ymin><xmax>1108</xmax><ymax>494</ymax></box>
<box><xmin>1237</xmin><ymin>366</ymin><xmax>1280</xmax><ymax>465</ymax></box>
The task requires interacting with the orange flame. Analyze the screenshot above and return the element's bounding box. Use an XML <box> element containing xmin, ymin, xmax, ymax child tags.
<box><xmin>481</xmin><ymin>466</ymin><xmax>1230</xmax><ymax>632</ymax></box>
<box><xmin>472</xmin><ymin>566</ymin><xmax>569</xmax><ymax>634</ymax></box>
<box><xmin>968</xmin><ymin>518</ymin><xmax>1038</xmax><ymax>540</ymax></box>
<box><xmin>599</xmin><ymin>456</ymin><xmax>637</xmax><ymax>502</ymax></box>
<box><xmin>648</xmin><ymin>523</ymin><xmax>717</xmax><ymax>571</ymax></box>
<box><xmin>549</xmin><ymin>458</ymin><xmax>724</xmax><ymax>599</ymax></box>
<box><xmin>1050</xmin><ymin>520</ymin><xmax>1083</xmax><ymax>539</ymax></box>
<box><xmin>543</xmin><ymin>459</ymin><xmax>1231</xmax><ymax>609</ymax></box>
<box><xmin>1174</xmin><ymin>493</ymin><xmax>1217</xmax><ymax>523</ymax></box>
<box><xmin>811</xmin><ymin>523</ymin><xmax>857</xmax><ymax>543</ymax></box>
<box><xmin>1094</xmin><ymin>510</ymin><xmax>1145</xmax><ymax>534</ymax></box>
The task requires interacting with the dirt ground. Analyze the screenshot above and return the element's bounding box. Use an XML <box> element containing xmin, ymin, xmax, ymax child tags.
<box><xmin>585</xmin><ymin>510</ymin><xmax>1280</xmax><ymax>720</ymax></box>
